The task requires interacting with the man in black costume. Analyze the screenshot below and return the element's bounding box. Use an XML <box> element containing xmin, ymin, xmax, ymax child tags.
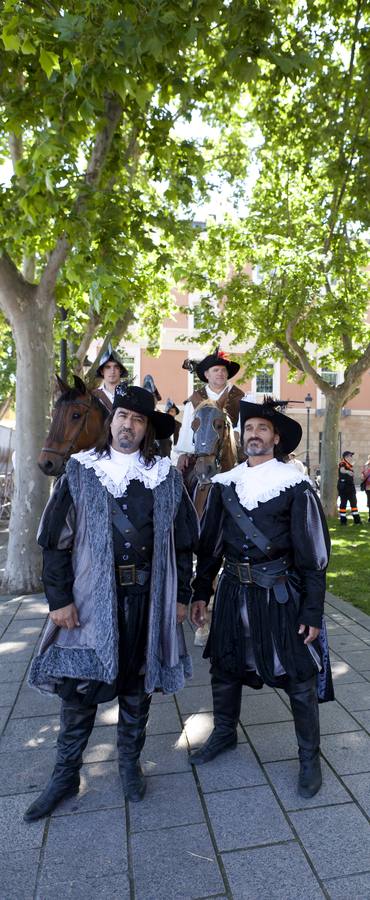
<box><xmin>191</xmin><ymin>397</ymin><xmax>332</xmax><ymax>798</ymax></box>
<box><xmin>25</xmin><ymin>385</ymin><xmax>197</xmax><ymax>821</ymax></box>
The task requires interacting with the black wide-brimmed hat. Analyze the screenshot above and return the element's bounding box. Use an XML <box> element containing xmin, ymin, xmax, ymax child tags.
<box><xmin>112</xmin><ymin>385</ymin><xmax>175</xmax><ymax>439</ymax></box>
<box><xmin>196</xmin><ymin>348</ymin><xmax>240</xmax><ymax>383</ymax></box>
<box><xmin>240</xmin><ymin>396</ymin><xmax>302</xmax><ymax>455</ymax></box>
<box><xmin>96</xmin><ymin>345</ymin><xmax>128</xmax><ymax>379</ymax></box>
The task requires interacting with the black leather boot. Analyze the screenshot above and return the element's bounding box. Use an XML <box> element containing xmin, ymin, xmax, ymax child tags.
<box><xmin>24</xmin><ymin>700</ymin><xmax>97</xmax><ymax>822</ymax></box>
<box><xmin>287</xmin><ymin>676</ymin><xmax>322</xmax><ymax>798</ymax></box>
<box><xmin>190</xmin><ymin>673</ymin><xmax>242</xmax><ymax>765</ymax></box>
<box><xmin>117</xmin><ymin>687</ymin><xmax>152</xmax><ymax>802</ymax></box>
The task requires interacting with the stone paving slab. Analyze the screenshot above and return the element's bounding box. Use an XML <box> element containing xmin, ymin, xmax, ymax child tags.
<box><xmin>194</xmin><ymin>743</ymin><xmax>267</xmax><ymax>793</ymax></box>
<box><xmin>318</xmin><ymin>699</ymin><xmax>362</xmax><ymax>734</ymax></box>
<box><xmin>1</xmin><ymin>746</ymin><xmax>56</xmax><ymax>796</ymax></box>
<box><xmin>321</xmin><ymin>730</ymin><xmax>370</xmax><ymax>775</ymax></box>
<box><xmin>36</xmin><ymin>872</ymin><xmax>131</xmax><ymax>900</ymax></box>
<box><xmin>181</xmin><ymin>712</ymin><xmax>247</xmax><ymax>749</ymax></box>
<box><xmin>131</xmin><ymin>823</ymin><xmax>225</xmax><ymax>900</ymax></box>
<box><xmin>39</xmin><ymin>807</ymin><xmax>128</xmax><ymax>885</ymax></box>
<box><xmin>205</xmin><ymin>785</ymin><xmax>293</xmax><ymax>851</ymax></box>
<box><xmin>289</xmin><ymin>803</ymin><xmax>370</xmax><ymax>880</ymax></box>
<box><xmin>0</xmin><ymin>849</ymin><xmax>40</xmax><ymax>900</ymax></box>
<box><xmin>222</xmin><ymin>843</ymin><xmax>325</xmax><ymax>899</ymax></box>
<box><xmin>324</xmin><ymin>873</ymin><xmax>370</xmax><ymax>899</ymax></box>
<box><xmin>342</xmin><ymin>772</ymin><xmax>370</xmax><ymax>816</ymax></box>
<box><xmin>0</xmin><ymin>713</ymin><xmax>60</xmax><ymax>753</ymax></box>
<box><xmin>246</xmin><ymin>721</ymin><xmax>298</xmax><ymax>762</ymax></box>
<box><xmin>0</xmin><ymin>792</ymin><xmax>45</xmax><ymax>851</ymax></box>
<box><xmin>129</xmin><ymin>771</ymin><xmax>204</xmax><ymax>832</ymax></box>
<box><xmin>341</xmin><ymin>649</ymin><xmax>370</xmax><ymax>670</ymax></box>
<box><xmin>333</xmin><ymin>681</ymin><xmax>370</xmax><ymax>711</ymax></box>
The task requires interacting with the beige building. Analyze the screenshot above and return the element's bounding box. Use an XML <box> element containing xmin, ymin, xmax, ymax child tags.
<box><xmin>97</xmin><ymin>291</ymin><xmax>370</xmax><ymax>479</ymax></box>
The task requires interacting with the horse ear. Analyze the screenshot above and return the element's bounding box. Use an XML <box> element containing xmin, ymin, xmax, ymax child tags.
<box><xmin>73</xmin><ymin>375</ymin><xmax>87</xmax><ymax>394</ymax></box>
<box><xmin>55</xmin><ymin>374</ymin><xmax>70</xmax><ymax>394</ymax></box>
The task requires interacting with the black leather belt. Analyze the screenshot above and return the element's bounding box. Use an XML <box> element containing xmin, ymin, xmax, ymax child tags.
<box><xmin>116</xmin><ymin>564</ymin><xmax>151</xmax><ymax>587</ymax></box>
<box><xmin>223</xmin><ymin>556</ymin><xmax>292</xmax><ymax>589</ymax></box>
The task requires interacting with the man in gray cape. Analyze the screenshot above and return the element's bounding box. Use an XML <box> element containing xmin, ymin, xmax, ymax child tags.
<box><xmin>26</xmin><ymin>385</ymin><xmax>198</xmax><ymax>821</ymax></box>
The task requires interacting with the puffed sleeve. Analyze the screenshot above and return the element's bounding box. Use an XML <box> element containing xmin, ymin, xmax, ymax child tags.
<box><xmin>37</xmin><ymin>475</ymin><xmax>76</xmax><ymax>611</ymax></box>
<box><xmin>290</xmin><ymin>484</ymin><xmax>330</xmax><ymax>628</ymax></box>
<box><xmin>191</xmin><ymin>483</ymin><xmax>225</xmax><ymax>606</ymax></box>
<box><xmin>174</xmin><ymin>487</ymin><xmax>199</xmax><ymax>605</ymax></box>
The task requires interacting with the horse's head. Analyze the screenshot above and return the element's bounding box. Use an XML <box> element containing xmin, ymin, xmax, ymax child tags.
<box><xmin>38</xmin><ymin>375</ymin><xmax>108</xmax><ymax>476</ymax></box>
<box><xmin>191</xmin><ymin>401</ymin><xmax>231</xmax><ymax>483</ymax></box>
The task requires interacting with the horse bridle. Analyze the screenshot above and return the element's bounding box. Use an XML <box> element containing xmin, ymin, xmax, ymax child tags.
<box><xmin>40</xmin><ymin>397</ymin><xmax>94</xmax><ymax>465</ymax></box>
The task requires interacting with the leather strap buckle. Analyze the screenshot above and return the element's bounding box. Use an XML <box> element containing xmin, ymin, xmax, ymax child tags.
<box><xmin>237</xmin><ymin>562</ymin><xmax>253</xmax><ymax>584</ymax></box>
<box><xmin>118</xmin><ymin>564</ymin><xmax>136</xmax><ymax>586</ymax></box>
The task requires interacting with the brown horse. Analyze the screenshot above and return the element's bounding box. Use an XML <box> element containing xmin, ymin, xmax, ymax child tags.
<box><xmin>38</xmin><ymin>375</ymin><xmax>109</xmax><ymax>477</ymax></box>
<box><xmin>183</xmin><ymin>400</ymin><xmax>238</xmax><ymax>517</ymax></box>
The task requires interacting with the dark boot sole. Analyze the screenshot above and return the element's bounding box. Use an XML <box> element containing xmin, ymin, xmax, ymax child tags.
<box><xmin>298</xmin><ymin>779</ymin><xmax>322</xmax><ymax>798</ymax></box>
<box><xmin>23</xmin><ymin>783</ymin><xmax>80</xmax><ymax>822</ymax></box>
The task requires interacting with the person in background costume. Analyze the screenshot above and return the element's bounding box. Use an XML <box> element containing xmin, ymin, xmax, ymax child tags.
<box><xmin>361</xmin><ymin>454</ymin><xmax>370</xmax><ymax>524</ymax></box>
<box><xmin>337</xmin><ymin>450</ymin><xmax>361</xmax><ymax>525</ymax></box>
<box><xmin>175</xmin><ymin>348</ymin><xmax>244</xmax><ymax>469</ymax></box>
<box><xmin>92</xmin><ymin>344</ymin><xmax>129</xmax><ymax>411</ymax></box>
<box><xmin>25</xmin><ymin>385</ymin><xmax>198</xmax><ymax>821</ymax></box>
<box><xmin>158</xmin><ymin>399</ymin><xmax>181</xmax><ymax>458</ymax></box>
<box><xmin>191</xmin><ymin>397</ymin><xmax>333</xmax><ymax>799</ymax></box>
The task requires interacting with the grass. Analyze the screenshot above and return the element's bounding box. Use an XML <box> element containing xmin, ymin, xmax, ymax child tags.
<box><xmin>327</xmin><ymin>517</ymin><xmax>370</xmax><ymax>615</ymax></box>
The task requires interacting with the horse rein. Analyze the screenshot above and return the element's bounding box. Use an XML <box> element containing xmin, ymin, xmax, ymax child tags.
<box><xmin>40</xmin><ymin>397</ymin><xmax>94</xmax><ymax>464</ymax></box>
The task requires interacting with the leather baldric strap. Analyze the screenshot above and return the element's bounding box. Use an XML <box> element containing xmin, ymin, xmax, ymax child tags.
<box><xmin>111</xmin><ymin>499</ymin><xmax>151</xmax><ymax>563</ymax></box>
<box><xmin>220</xmin><ymin>484</ymin><xmax>277</xmax><ymax>559</ymax></box>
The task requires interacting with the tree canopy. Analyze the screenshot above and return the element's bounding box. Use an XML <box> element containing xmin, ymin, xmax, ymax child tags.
<box><xmin>181</xmin><ymin>0</ymin><xmax>370</xmax><ymax>513</ymax></box>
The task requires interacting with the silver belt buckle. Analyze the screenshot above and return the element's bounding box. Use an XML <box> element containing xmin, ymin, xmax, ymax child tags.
<box><xmin>238</xmin><ymin>562</ymin><xmax>253</xmax><ymax>584</ymax></box>
<box><xmin>118</xmin><ymin>564</ymin><xmax>136</xmax><ymax>586</ymax></box>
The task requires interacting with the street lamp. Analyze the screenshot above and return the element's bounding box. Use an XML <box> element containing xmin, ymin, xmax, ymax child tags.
<box><xmin>304</xmin><ymin>393</ymin><xmax>313</xmax><ymax>475</ymax></box>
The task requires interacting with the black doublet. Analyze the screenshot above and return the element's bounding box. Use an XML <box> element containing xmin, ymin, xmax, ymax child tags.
<box><xmin>192</xmin><ymin>480</ymin><xmax>331</xmax><ymax>689</ymax></box>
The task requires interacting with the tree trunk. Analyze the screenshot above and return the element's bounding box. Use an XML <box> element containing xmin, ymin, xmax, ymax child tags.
<box><xmin>2</xmin><ymin>294</ymin><xmax>54</xmax><ymax>592</ymax></box>
<box><xmin>319</xmin><ymin>396</ymin><xmax>342</xmax><ymax>518</ymax></box>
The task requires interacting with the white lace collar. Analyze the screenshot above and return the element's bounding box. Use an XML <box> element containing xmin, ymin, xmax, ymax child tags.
<box><xmin>71</xmin><ymin>447</ymin><xmax>172</xmax><ymax>498</ymax></box>
<box><xmin>212</xmin><ymin>457</ymin><xmax>311</xmax><ymax>510</ymax></box>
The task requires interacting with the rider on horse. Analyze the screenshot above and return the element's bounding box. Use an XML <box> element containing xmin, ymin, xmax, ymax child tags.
<box><xmin>93</xmin><ymin>344</ymin><xmax>129</xmax><ymax>412</ymax></box>
<box><xmin>175</xmin><ymin>348</ymin><xmax>244</xmax><ymax>471</ymax></box>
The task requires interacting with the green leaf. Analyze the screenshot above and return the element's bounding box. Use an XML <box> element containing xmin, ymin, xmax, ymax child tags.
<box><xmin>21</xmin><ymin>36</ymin><xmax>36</xmax><ymax>54</ymax></box>
<box><xmin>39</xmin><ymin>47</ymin><xmax>60</xmax><ymax>79</ymax></box>
<box><xmin>1</xmin><ymin>29</ymin><xmax>20</xmax><ymax>52</ymax></box>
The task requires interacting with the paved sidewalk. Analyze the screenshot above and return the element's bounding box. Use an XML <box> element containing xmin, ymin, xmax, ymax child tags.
<box><xmin>1</xmin><ymin>591</ymin><xmax>370</xmax><ymax>900</ymax></box>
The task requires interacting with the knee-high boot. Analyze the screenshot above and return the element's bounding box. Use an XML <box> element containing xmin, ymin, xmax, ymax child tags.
<box><xmin>287</xmin><ymin>676</ymin><xmax>322</xmax><ymax>798</ymax></box>
<box><xmin>24</xmin><ymin>700</ymin><xmax>97</xmax><ymax>822</ymax></box>
<box><xmin>190</xmin><ymin>673</ymin><xmax>242</xmax><ymax>765</ymax></box>
<box><xmin>117</xmin><ymin>687</ymin><xmax>152</xmax><ymax>802</ymax></box>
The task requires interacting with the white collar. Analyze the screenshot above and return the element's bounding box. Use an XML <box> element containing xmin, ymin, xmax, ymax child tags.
<box><xmin>71</xmin><ymin>447</ymin><xmax>172</xmax><ymax>497</ymax></box>
<box><xmin>212</xmin><ymin>457</ymin><xmax>311</xmax><ymax>510</ymax></box>
<box><xmin>102</xmin><ymin>385</ymin><xmax>115</xmax><ymax>401</ymax></box>
<box><xmin>206</xmin><ymin>385</ymin><xmax>229</xmax><ymax>400</ymax></box>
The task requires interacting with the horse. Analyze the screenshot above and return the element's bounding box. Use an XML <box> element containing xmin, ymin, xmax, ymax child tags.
<box><xmin>38</xmin><ymin>375</ymin><xmax>109</xmax><ymax>477</ymax></box>
<box><xmin>183</xmin><ymin>399</ymin><xmax>238</xmax><ymax>517</ymax></box>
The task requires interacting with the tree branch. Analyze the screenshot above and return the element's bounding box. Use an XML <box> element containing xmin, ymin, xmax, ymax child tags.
<box><xmin>285</xmin><ymin>320</ymin><xmax>334</xmax><ymax>394</ymax></box>
<box><xmin>0</xmin><ymin>252</ymin><xmax>36</xmax><ymax>318</ymax></box>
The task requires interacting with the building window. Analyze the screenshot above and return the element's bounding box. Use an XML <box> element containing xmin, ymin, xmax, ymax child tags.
<box><xmin>256</xmin><ymin>368</ymin><xmax>273</xmax><ymax>394</ymax></box>
<box><xmin>320</xmin><ymin>371</ymin><xmax>338</xmax><ymax>387</ymax></box>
